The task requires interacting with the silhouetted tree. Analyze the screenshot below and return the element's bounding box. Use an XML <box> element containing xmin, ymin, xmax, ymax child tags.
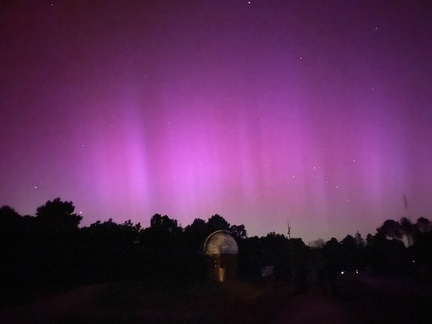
<box><xmin>371</xmin><ymin>220</ymin><xmax>409</xmax><ymax>274</ymax></box>
<box><xmin>207</xmin><ymin>214</ymin><xmax>230</xmax><ymax>232</ymax></box>
<box><xmin>236</xmin><ymin>235</ymin><xmax>263</xmax><ymax>279</ymax></box>
<box><xmin>309</xmin><ymin>238</ymin><xmax>325</xmax><ymax>248</ymax></box>
<box><xmin>354</xmin><ymin>231</ymin><xmax>365</xmax><ymax>247</ymax></box>
<box><xmin>230</xmin><ymin>224</ymin><xmax>247</xmax><ymax>240</ymax></box>
<box><xmin>366</xmin><ymin>233</ymin><xmax>375</xmax><ymax>246</ymax></box>
<box><xmin>141</xmin><ymin>214</ymin><xmax>187</xmax><ymax>280</ymax></box>
<box><xmin>80</xmin><ymin>218</ymin><xmax>146</xmax><ymax>282</ymax></box>
<box><xmin>411</xmin><ymin>217</ymin><xmax>432</xmax><ymax>273</ymax></box>
<box><xmin>84</xmin><ymin>218</ymin><xmax>142</xmax><ymax>245</ymax></box>
<box><xmin>341</xmin><ymin>235</ymin><xmax>356</xmax><ymax>249</ymax></box>
<box><xmin>0</xmin><ymin>205</ymin><xmax>21</xmax><ymax>239</ymax></box>
<box><xmin>182</xmin><ymin>218</ymin><xmax>209</xmax><ymax>280</ymax></box>
<box><xmin>0</xmin><ymin>205</ymin><xmax>21</xmax><ymax>221</ymax></box>
<box><xmin>377</xmin><ymin>219</ymin><xmax>402</xmax><ymax>241</ymax></box>
<box><xmin>340</xmin><ymin>234</ymin><xmax>360</xmax><ymax>271</ymax></box>
<box><xmin>323</xmin><ymin>237</ymin><xmax>342</xmax><ymax>294</ymax></box>
<box><xmin>259</xmin><ymin>232</ymin><xmax>292</xmax><ymax>278</ymax></box>
<box><xmin>143</xmin><ymin>213</ymin><xmax>183</xmax><ymax>249</ymax></box>
<box><xmin>187</xmin><ymin>218</ymin><xmax>206</xmax><ymax>232</ymax></box>
<box><xmin>416</xmin><ymin>217</ymin><xmax>431</xmax><ymax>233</ymax></box>
<box><xmin>289</xmin><ymin>238</ymin><xmax>309</xmax><ymax>294</ymax></box>
<box><xmin>184</xmin><ymin>218</ymin><xmax>208</xmax><ymax>249</ymax></box>
<box><xmin>149</xmin><ymin>214</ymin><xmax>181</xmax><ymax>233</ymax></box>
<box><xmin>36</xmin><ymin>198</ymin><xmax>82</xmax><ymax>232</ymax></box>
<box><xmin>400</xmin><ymin>217</ymin><xmax>415</xmax><ymax>246</ymax></box>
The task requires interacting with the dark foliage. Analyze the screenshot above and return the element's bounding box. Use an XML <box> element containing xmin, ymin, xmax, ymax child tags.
<box><xmin>1</xmin><ymin>198</ymin><xmax>431</xmax><ymax>307</ymax></box>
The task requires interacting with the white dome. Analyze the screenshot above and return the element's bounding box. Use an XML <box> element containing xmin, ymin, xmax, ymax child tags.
<box><xmin>203</xmin><ymin>230</ymin><xmax>238</xmax><ymax>255</ymax></box>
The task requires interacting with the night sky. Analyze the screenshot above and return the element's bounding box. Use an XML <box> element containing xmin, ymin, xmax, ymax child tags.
<box><xmin>1</xmin><ymin>0</ymin><xmax>431</xmax><ymax>243</ymax></box>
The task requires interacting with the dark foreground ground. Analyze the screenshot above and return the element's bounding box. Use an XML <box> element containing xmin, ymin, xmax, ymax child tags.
<box><xmin>1</xmin><ymin>274</ymin><xmax>431</xmax><ymax>323</ymax></box>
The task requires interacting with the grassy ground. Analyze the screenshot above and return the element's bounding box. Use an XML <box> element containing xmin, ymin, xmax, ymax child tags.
<box><xmin>2</xmin><ymin>275</ymin><xmax>431</xmax><ymax>323</ymax></box>
<box><xmin>0</xmin><ymin>279</ymin><xmax>293</xmax><ymax>323</ymax></box>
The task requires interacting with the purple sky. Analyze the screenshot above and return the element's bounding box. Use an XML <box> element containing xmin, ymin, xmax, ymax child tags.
<box><xmin>1</xmin><ymin>0</ymin><xmax>431</xmax><ymax>243</ymax></box>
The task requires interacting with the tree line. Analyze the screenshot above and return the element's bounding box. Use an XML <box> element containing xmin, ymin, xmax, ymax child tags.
<box><xmin>1</xmin><ymin>198</ymin><xmax>431</xmax><ymax>301</ymax></box>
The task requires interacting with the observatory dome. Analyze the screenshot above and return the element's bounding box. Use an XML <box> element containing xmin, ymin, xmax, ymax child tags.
<box><xmin>203</xmin><ymin>230</ymin><xmax>238</xmax><ymax>255</ymax></box>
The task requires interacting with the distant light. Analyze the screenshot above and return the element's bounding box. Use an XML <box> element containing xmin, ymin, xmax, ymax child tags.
<box><xmin>412</xmin><ymin>260</ymin><xmax>415</xmax><ymax>263</ymax></box>
<box><xmin>355</xmin><ymin>269</ymin><xmax>359</xmax><ymax>274</ymax></box>
<box><xmin>341</xmin><ymin>271</ymin><xmax>344</xmax><ymax>275</ymax></box>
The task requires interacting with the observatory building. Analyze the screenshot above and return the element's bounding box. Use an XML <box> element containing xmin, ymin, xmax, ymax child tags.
<box><xmin>202</xmin><ymin>230</ymin><xmax>238</xmax><ymax>282</ymax></box>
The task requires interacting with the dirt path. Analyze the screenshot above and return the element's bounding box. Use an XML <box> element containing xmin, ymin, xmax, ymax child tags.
<box><xmin>276</xmin><ymin>275</ymin><xmax>432</xmax><ymax>324</ymax></box>
<box><xmin>275</xmin><ymin>288</ymin><xmax>360</xmax><ymax>324</ymax></box>
<box><xmin>0</xmin><ymin>284</ymin><xmax>106</xmax><ymax>323</ymax></box>
<box><xmin>1</xmin><ymin>276</ymin><xmax>431</xmax><ymax>323</ymax></box>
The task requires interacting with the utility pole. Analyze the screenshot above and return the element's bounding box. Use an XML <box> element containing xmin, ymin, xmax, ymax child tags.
<box><xmin>287</xmin><ymin>219</ymin><xmax>291</xmax><ymax>239</ymax></box>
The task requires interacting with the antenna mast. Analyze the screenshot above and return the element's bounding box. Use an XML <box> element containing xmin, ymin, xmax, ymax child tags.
<box><xmin>287</xmin><ymin>219</ymin><xmax>291</xmax><ymax>239</ymax></box>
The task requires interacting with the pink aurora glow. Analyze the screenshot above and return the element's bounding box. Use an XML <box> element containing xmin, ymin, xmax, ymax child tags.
<box><xmin>1</xmin><ymin>1</ymin><xmax>431</xmax><ymax>243</ymax></box>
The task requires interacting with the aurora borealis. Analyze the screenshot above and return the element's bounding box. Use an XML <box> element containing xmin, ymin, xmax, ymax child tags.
<box><xmin>1</xmin><ymin>0</ymin><xmax>431</xmax><ymax>242</ymax></box>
